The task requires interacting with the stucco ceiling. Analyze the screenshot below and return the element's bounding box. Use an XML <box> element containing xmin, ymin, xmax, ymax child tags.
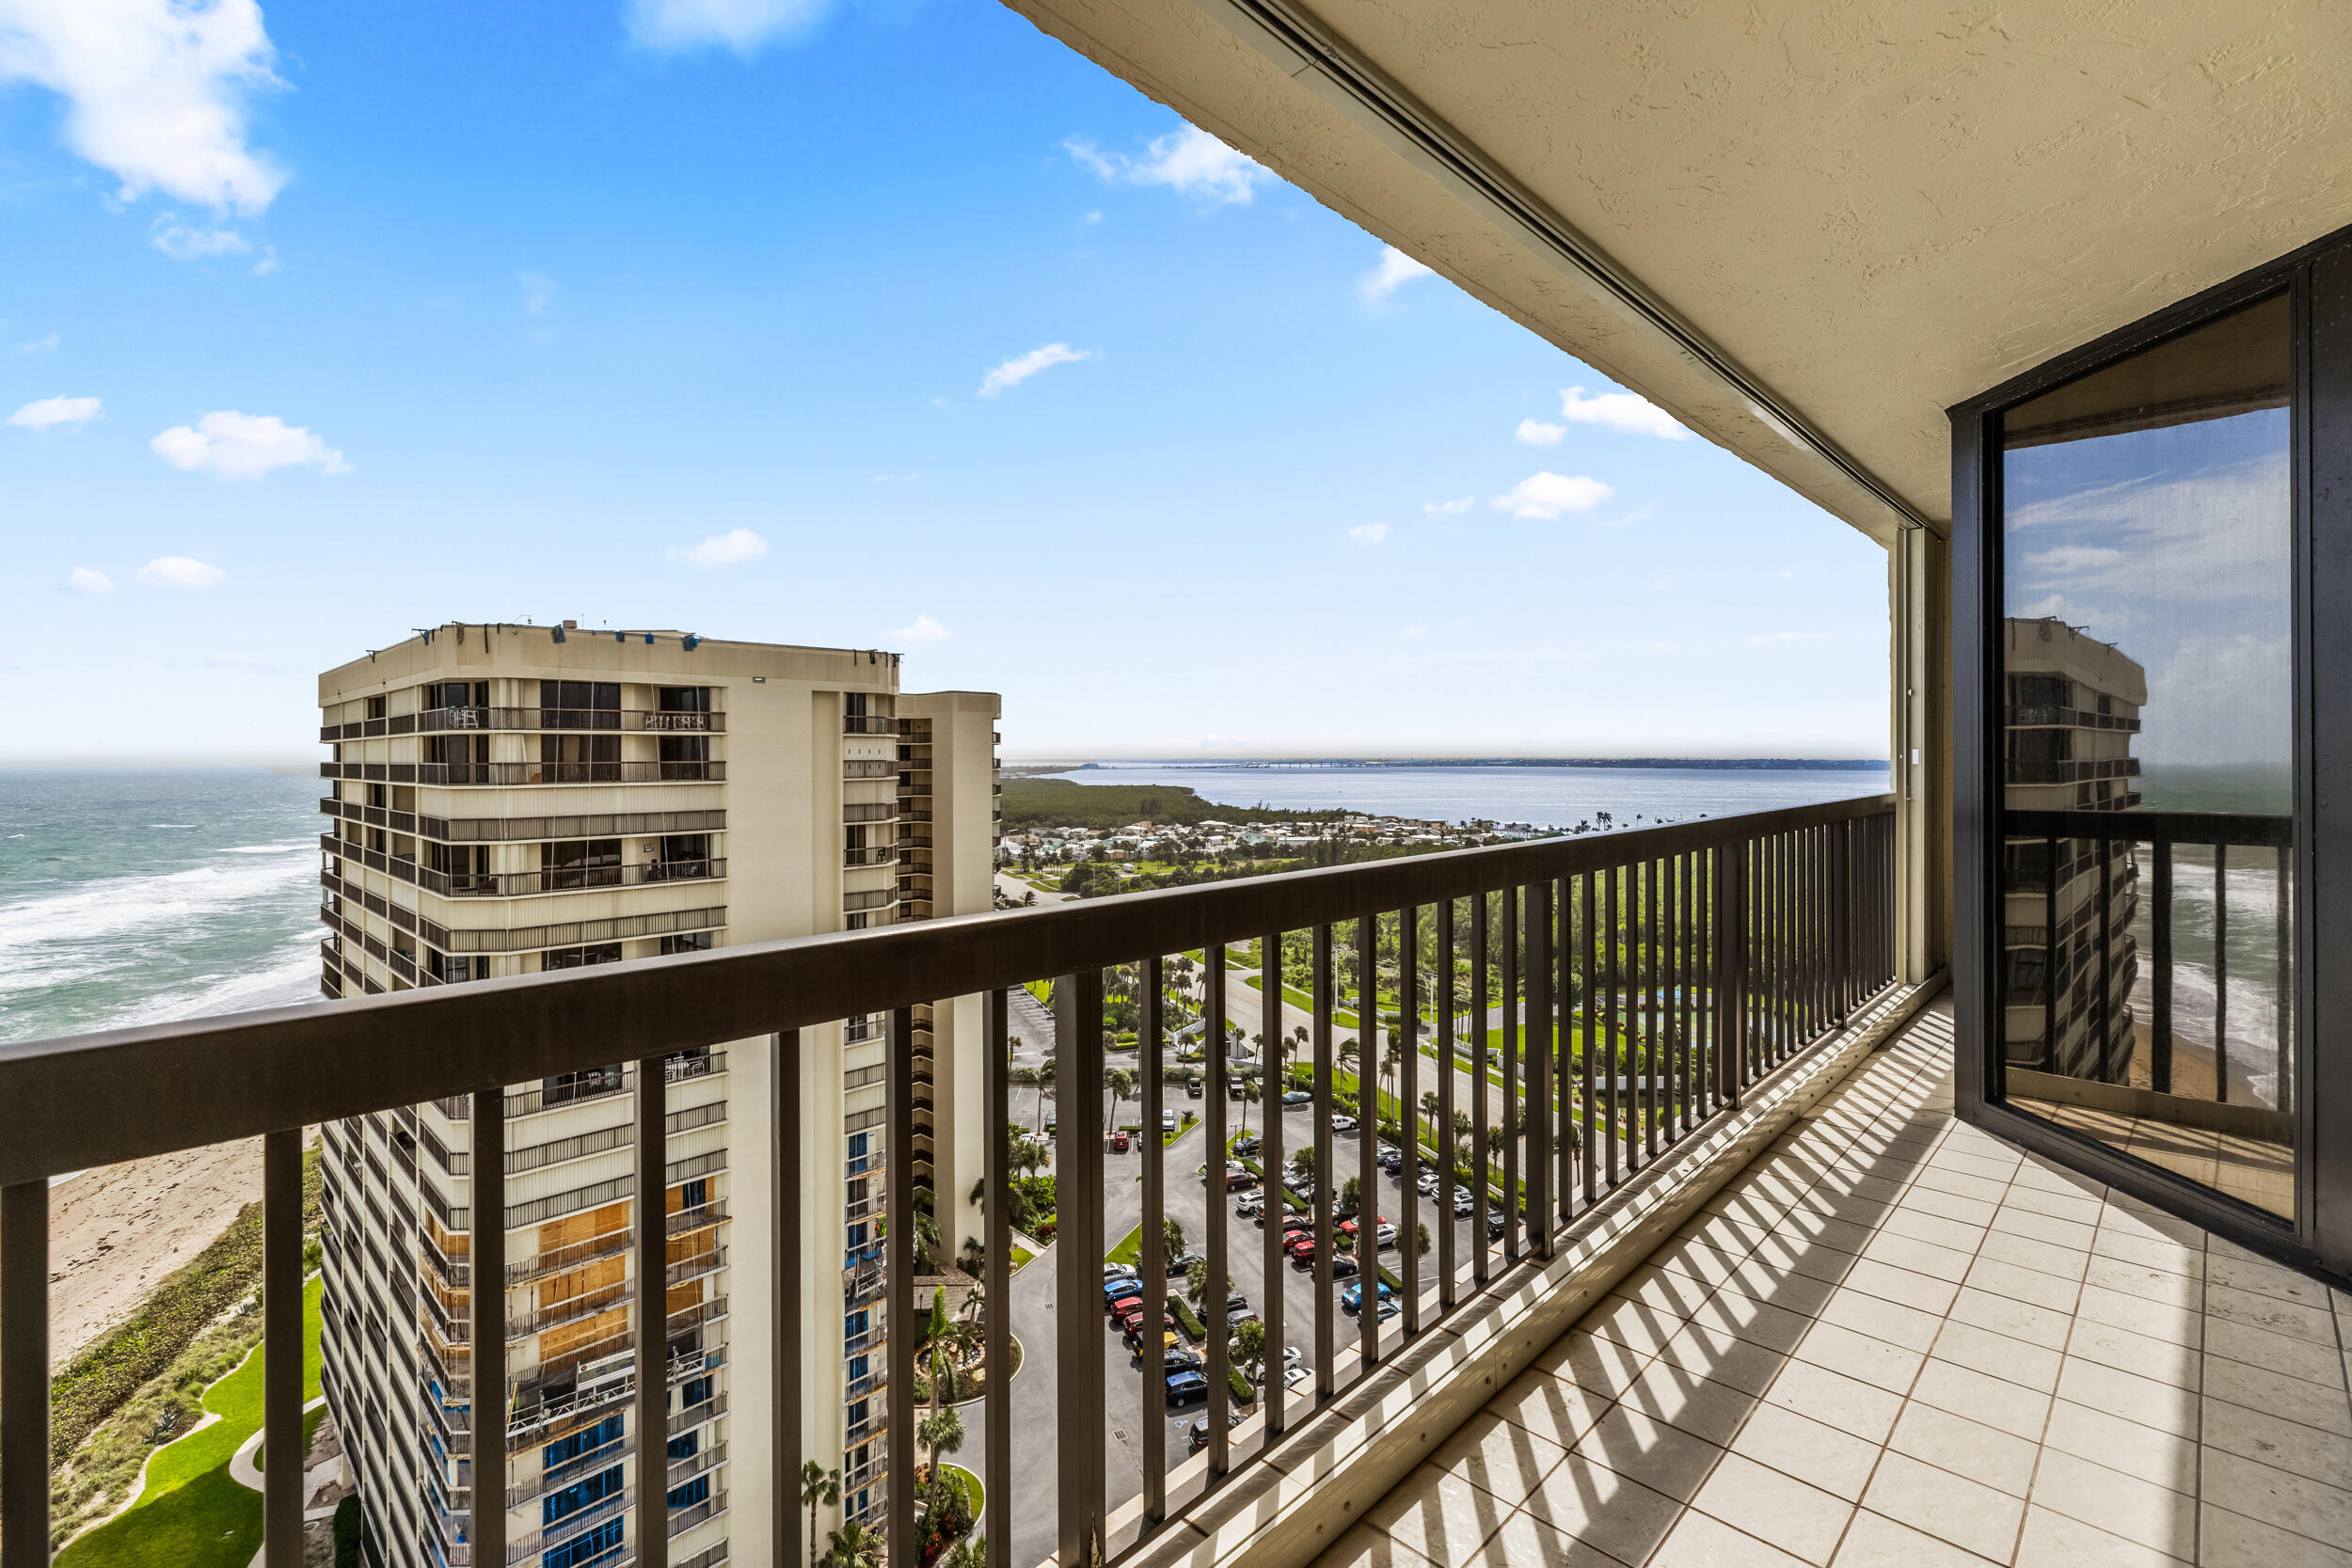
<box><xmin>1001</xmin><ymin>0</ymin><xmax>2352</xmax><ymax>544</ymax></box>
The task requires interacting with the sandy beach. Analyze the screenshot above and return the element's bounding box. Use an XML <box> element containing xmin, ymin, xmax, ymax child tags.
<box><xmin>48</xmin><ymin>1138</ymin><xmax>266</xmax><ymax>1372</ymax></box>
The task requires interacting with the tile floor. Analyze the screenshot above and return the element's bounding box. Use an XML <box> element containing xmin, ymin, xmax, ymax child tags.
<box><xmin>1312</xmin><ymin>998</ymin><xmax>2352</xmax><ymax>1567</ymax></box>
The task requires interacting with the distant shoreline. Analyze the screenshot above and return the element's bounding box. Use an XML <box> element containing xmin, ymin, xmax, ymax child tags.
<box><xmin>1015</xmin><ymin>757</ymin><xmax>1890</xmax><ymax>773</ymax></box>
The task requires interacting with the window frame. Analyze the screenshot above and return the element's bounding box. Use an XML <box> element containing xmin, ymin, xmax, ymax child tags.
<box><xmin>1950</xmin><ymin>222</ymin><xmax>2352</xmax><ymax>1281</ymax></box>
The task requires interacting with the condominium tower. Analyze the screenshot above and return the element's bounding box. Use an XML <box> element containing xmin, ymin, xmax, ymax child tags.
<box><xmin>313</xmin><ymin>622</ymin><xmax>1000</xmax><ymax>1568</ymax></box>
<box><xmin>1999</xmin><ymin>614</ymin><xmax>2144</xmax><ymax>1081</ymax></box>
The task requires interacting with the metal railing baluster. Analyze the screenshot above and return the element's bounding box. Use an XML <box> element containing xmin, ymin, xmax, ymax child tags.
<box><xmin>1470</xmin><ymin>894</ymin><xmax>1492</xmax><ymax>1284</ymax></box>
<box><xmin>1258</xmin><ymin>932</ymin><xmax>1287</xmax><ymax>1437</ymax></box>
<box><xmin>2</xmin><ymin>1179</ymin><xmax>49</xmax><ymax>1568</ymax></box>
<box><xmin>2215</xmin><ymin>845</ymin><xmax>2231</xmax><ymax>1102</ymax></box>
<box><xmin>1603</xmin><ymin>868</ymin><xmax>1621</xmax><ymax>1190</ymax></box>
<box><xmin>1053</xmin><ymin>973</ymin><xmax>1106</xmax><ymax>1567</ymax></box>
<box><xmin>886</xmin><ymin>1009</ymin><xmax>916</xmax><ymax>1567</ymax></box>
<box><xmin>1357</xmin><ymin>915</ymin><xmax>1380</xmax><ymax>1367</ymax></box>
<box><xmin>1398</xmin><ymin>908</ymin><xmax>1422</xmax><ymax>1336</ymax></box>
<box><xmin>1205</xmin><ymin>948</ymin><xmax>1231</xmax><ymax>1477</ymax></box>
<box><xmin>1525</xmin><ymin>880</ymin><xmax>1553</xmax><ymax>1259</ymax></box>
<box><xmin>469</xmin><ymin>1085</ymin><xmax>506</xmax><ymax>1568</ymax></box>
<box><xmin>1581</xmin><ymin>876</ymin><xmax>1597</xmax><ymax>1208</ymax></box>
<box><xmin>1436</xmin><ymin>905</ymin><xmax>1458</xmax><ymax>1314</ymax></box>
<box><xmin>1311</xmin><ymin>926</ymin><xmax>1336</xmax><ymax>1401</ymax></box>
<box><xmin>263</xmin><ymin>1128</ymin><xmax>303</xmax><ymax>1567</ymax></box>
<box><xmin>1142</xmin><ymin>957</ymin><xmax>1168</xmax><ymax>1515</ymax></box>
<box><xmin>775</xmin><ymin>1028</ymin><xmax>805</xmax><ymax>1568</ymax></box>
<box><xmin>2153</xmin><ymin>841</ymin><xmax>2174</xmax><ymax>1094</ymax></box>
<box><xmin>983</xmin><ymin>995</ymin><xmax>1010</xmax><ymax>1568</ymax></box>
<box><xmin>1500</xmin><ymin>888</ymin><xmax>1520</xmax><ymax>1264</ymax></box>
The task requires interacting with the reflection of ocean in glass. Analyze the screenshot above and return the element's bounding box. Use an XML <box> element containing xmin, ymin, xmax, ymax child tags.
<box><xmin>2126</xmin><ymin>852</ymin><xmax>2288</xmax><ymax>1107</ymax></box>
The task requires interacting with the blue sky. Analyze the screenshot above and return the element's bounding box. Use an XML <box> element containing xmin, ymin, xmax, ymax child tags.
<box><xmin>0</xmin><ymin>0</ymin><xmax>1889</xmax><ymax>763</ymax></box>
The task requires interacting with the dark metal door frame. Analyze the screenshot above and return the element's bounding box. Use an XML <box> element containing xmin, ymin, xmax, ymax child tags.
<box><xmin>1949</xmin><ymin>219</ymin><xmax>2352</xmax><ymax>1285</ymax></box>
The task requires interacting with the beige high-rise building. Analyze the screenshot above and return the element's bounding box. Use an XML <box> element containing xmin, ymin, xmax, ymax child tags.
<box><xmin>312</xmin><ymin>622</ymin><xmax>999</xmax><ymax>1568</ymax></box>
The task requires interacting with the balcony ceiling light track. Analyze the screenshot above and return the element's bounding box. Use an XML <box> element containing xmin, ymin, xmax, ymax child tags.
<box><xmin>1187</xmin><ymin>0</ymin><xmax>1936</xmax><ymax>538</ymax></box>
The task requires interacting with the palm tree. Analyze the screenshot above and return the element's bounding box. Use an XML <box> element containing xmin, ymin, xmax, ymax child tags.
<box><xmin>919</xmin><ymin>1402</ymin><xmax>967</xmax><ymax>1510</ymax></box>
<box><xmin>1104</xmin><ymin>1066</ymin><xmax>1138</xmax><ymax>1132</ymax></box>
<box><xmin>1236</xmin><ymin>1079</ymin><xmax>1260</xmax><ymax>1136</ymax></box>
<box><xmin>801</xmin><ymin>1460</ymin><xmax>841</xmax><ymax>1568</ymax></box>
<box><xmin>824</xmin><ymin>1520</ymin><xmax>884</xmax><ymax>1568</ymax></box>
<box><xmin>1419</xmin><ymin>1091</ymin><xmax>1441</xmax><ymax>1148</ymax></box>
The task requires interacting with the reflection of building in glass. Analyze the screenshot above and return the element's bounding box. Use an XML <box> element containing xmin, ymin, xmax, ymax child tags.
<box><xmin>2000</xmin><ymin>616</ymin><xmax>2143</xmax><ymax>1080</ymax></box>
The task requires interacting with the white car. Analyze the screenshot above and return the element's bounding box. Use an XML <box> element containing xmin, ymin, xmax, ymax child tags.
<box><xmin>1234</xmin><ymin>1193</ymin><xmax>1265</xmax><ymax>1218</ymax></box>
<box><xmin>1280</xmin><ymin>1365</ymin><xmax>1313</xmax><ymax>1392</ymax></box>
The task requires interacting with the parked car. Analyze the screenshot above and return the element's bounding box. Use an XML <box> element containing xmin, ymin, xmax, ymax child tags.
<box><xmin>1107</xmin><ymin>1291</ymin><xmax>1144</xmax><ymax>1317</ymax></box>
<box><xmin>1232</xmin><ymin>1134</ymin><xmax>1263</xmax><ymax>1158</ymax></box>
<box><xmin>1186</xmin><ymin>1409</ymin><xmax>1245</xmax><ymax>1452</ymax></box>
<box><xmin>1336</xmin><ymin>1214</ymin><xmax>1389</xmax><ymax>1239</ymax></box>
<box><xmin>1417</xmin><ymin>1172</ymin><xmax>1440</xmax><ymax>1196</ymax></box>
<box><xmin>1487</xmin><ymin>1212</ymin><xmax>1508</xmax><ymax>1239</ymax></box>
<box><xmin>1164</xmin><ymin>1347</ymin><xmax>1202</xmax><ymax>1372</ymax></box>
<box><xmin>1329</xmin><ymin>1255</ymin><xmax>1360</xmax><ymax>1278</ymax></box>
<box><xmin>1282</xmin><ymin>1232</ymin><xmax>1317</xmax><ymax>1258</ymax></box>
<box><xmin>1453</xmin><ymin>1192</ymin><xmax>1476</xmax><ymax>1216</ymax></box>
<box><xmin>1279</xmin><ymin>1364</ymin><xmax>1313</xmax><ymax>1393</ymax></box>
<box><xmin>1282</xmin><ymin>1346</ymin><xmax>1306</xmax><ymax>1368</ymax></box>
<box><xmin>1279</xmin><ymin>1213</ymin><xmax>1313</xmax><ymax>1233</ymax></box>
<box><xmin>1341</xmin><ymin>1280</ymin><xmax>1396</xmax><ymax>1314</ymax></box>
<box><xmin>1109</xmin><ymin>1131</ymin><xmax>1131</xmax><ymax>1153</ymax></box>
<box><xmin>1280</xmin><ymin>1089</ymin><xmax>1312</xmax><ymax>1107</ymax></box>
<box><xmin>1225</xmin><ymin>1291</ymin><xmax>1250</xmax><ymax>1312</ymax></box>
<box><xmin>1375</xmin><ymin>1223</ymin><xmax>1398</xmax><ymax>1249</ymax></box>
<box><xmin>1162</xmin><ymin>1109</ymin><xmax>1179</xmax><ymax>1134</ymax></box>
<box><xmin>1227</xmin><ymin>1307</ymin><xmax>1261</xmax><ymax>1329</ymax></box>
<box><xmin>1186</xmin><ymin>1081</ymin><xmax>1205</xmax><ymax>1100</ymax></box>
<box><xmin>1105</xmin><ymin>1263</ymin><xmax>1139</xmax><ymax>1281</ymax></box>
<box><xmin>1127</xmin><ymin>1327</ymin><xmax>1180</xmax><ymax>1354</ymax></box>
<box><xmin>1375</xmin><ymin>1148</ymin><xmax>1403</xmax><ymax>1172</ymax></box>
<box><xmin>1172</xmin><ymin>1252</ymin><xmax>1205</xmax><ymax>1275</ymax></box>
<box><xmin>1234</xmin><ymin>1194</ymin><xmax>1265</xmax><ymax>1218</ymax></box>
<box><xmin>1165</xmin><ymin>1370</ymin><xmax>1211</xmax><ymax>1408</ymax></box>
<box><xmin>1330</xmin><ymin>1114</ymin><xmax>1360</xmax><ymax>1133</ymax></box>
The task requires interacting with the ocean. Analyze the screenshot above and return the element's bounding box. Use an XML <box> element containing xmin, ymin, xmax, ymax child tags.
<box><xmin>1037</xmin><ymin>761</ymin><xmax>1894</xmax><ymax>832</ymax></box>
<box><xmin>0</xmin><ymin>761</ymin><xmax>1893</xmax><ymax>1051</ymax></box>
<box><xmin>0</xmin><ymin>768</ymin><xmax>328</xmax><ymax>1048</ymax></box>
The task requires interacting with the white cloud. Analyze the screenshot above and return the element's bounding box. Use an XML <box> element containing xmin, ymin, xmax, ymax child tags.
<box><xmin>1746</xmin><ymin>630</ymin><xmax>1829</xmax><ymax>645</ymax></box>
<box><xmin>65</xmin><ymin>566</ymin><xmax>113</xmax><ymax>594</ymax></box>
<box><xmin>2021</xmin><ymin>544</ymin><xmax>2125</xmax><ymax>576</ymax></box>
<box><xmin>17</xmin><ymin>331</ymin><xmax>58</xmax><ymax>353</ymax></box>
<box><xmin>1359</xmin><ymin>245</ymin><xmax>1433</xmax><ymax>301</ymax></box>
<box><xmin>1083</xmin><ymin>210</ymin><xmax>1102</xmax><ymax>225</ymax></box>
<box><xmin>136</xmin><ymin>555</ymin><xmax>224</xmax><ymax>589</ymax></box>
<box><xmin>1490</xmin><ymin>471</ymin><xmax>1613</xmax><ymax>519</ymax></box>
<box><xmin>517</xmin><ymin>270</ymin><xmax>555</xmax><ymax>315</ymax></box>
<box><xmin>893</xmin><ymin>614</ymin><xmax>951</xmax><ymax>646</ymax></box>
<box><xmin>150</xmin><ymin>216</ymin><xmax>248</xmax><ymax>261</ymax></box>
<box><xmin>1347</xmin><ymin>523</ymin><xmax>1388</xmax><ymax>545</ymax></box>
<box><xmin>978</xmin><ymin>342</ymin><xmax>1091</xmax><ymax>399</ymax></box>
<box><xmin>677</xmin><ymin>528</ymin><xmax>768</xmax><ymax>567</ymax></box>
<box><xmin>627</xmin><ymin>0</ymin><xmax>832</xmax><ymax>52</ymax></box>
<box><xmin>150</xmin><ymin>410</ymin><xmax>349</xmax><ymax>477</ymax></box>
<box><xmin>1515</xmin><ymin>418</ymin><xmax>1565</xmax><ymax>445</ymax></box>
<box><xmin>1064</xmin><ymin>125</ymin><xmax>1270</xmax><ymax>206</ymax></box>
<box><xmin>250</xmin><ymin>244</ymin><xmax>277</xmax><ymax>276</ymax></box>
<box><xmin>0</xmin><ymin>0</ymin><xmax>286</xmax><ymax>214</ymax></box>
<box><xmin>8</xmin><ymin>394</ymin><xmax>101</xmax><ymax>430</ymax></box>
<box><xmin>1559</xmin><ymin>385</ymin><xmax>1687</xmax><ymax>439</ymax></box>
<box><xmin>1422</xmin><ymin>496</ymin><xmax>1472</xmax><ymax>515</ymax></box>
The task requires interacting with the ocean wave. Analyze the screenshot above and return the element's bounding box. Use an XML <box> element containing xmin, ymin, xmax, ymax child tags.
<box><xmin>99</xmin><ymin>938</ymin><xmax>324</xmax><ymax>1031</ymax></box>
<box><xmin>0</xmin><ymin>857</ymin><xmax>317</xmax><ymax>995</ymax></box>
<box><xmin>217</xmin><ymin>841</ymin><xmax>315</xmax><ymax>855</ymax></box>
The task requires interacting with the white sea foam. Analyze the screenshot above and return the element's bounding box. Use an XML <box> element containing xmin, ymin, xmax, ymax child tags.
<box><xmin>100</xmin><ymin>938</ymin><xmax>323</xmax><ymax>1030</ymax></box>
<box><xmin>217</xmin><ymin>841</ymin><xmax>314</xmax><ymax>855</ymax></box>
<box><xmin>0</xmin><ymin>856</ymin><xmax>316</xmax><ymax>1002</ymax></box>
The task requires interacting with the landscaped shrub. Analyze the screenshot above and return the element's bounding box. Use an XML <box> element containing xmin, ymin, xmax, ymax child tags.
<box><xmin>332</xmin><ymin>1496</ymin><xmax>362</xmax><ymax>1568</ymax></box>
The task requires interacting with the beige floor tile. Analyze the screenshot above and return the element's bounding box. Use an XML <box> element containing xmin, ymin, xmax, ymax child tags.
<box><xmin>1654</xmin><ymin>1322</ymin><xmax>1790</xmax><ymax>1400</ymax></box>
<box><xmin>2041</xmin><ymin>1399</ymin><xmax>2199</xmax><ymax>1495</ymax></box>
<box><xmin>1722</xmin><ymin>1257</ymin><xmax>1839</xmax><ymax>1317</ymax></box>
<box><xmin>2207</xmin><ymin>1317</ymin><xmax>2348</xmax><ymax>1389</ymax></box>
<box><xmin>1568</xmin><ymin>1402</ymin><xmax>1725</xmax><ymax>1503</ymax></box>
<box><xmin>2029</xmin><ymin>1449</ymin><xmax>2200</xmax><ymax>1558</ymax></box>
<box><xmin>2098</xmin><ymin>1197</ymin><xmax>2211</xmax><ymax>1250</ymax></box>
<box><xmin>1977</xmin><ymin>1227</ymin><xmax>2090</xmax><ymax>1283</ymax></box>
<box><xmin>2202</xmin><ymin>1397</ymin><xmax>2352</xmax><ymax>1490</ymax></box>
<box><xmin>1361</xmin><ymin>1461</ymin><xmax>1517</xmax><ymax>1564</ymax></box>
<box><xmin>2205</xmin><ymin>1251</ymin><xmax>2333</xmax><ymax>1311</ymax></box>
<box><xmin>1897</xmin><ymin>1184</ymin><xmax>2000</xmax><ymax>1228</ymax></box>
<box><xmin>1858</xmin><ymin>1449</ymin><xmax>2024</xmax><ymax>1561</ymax></box>
<box><xmin>2010</xmin><ymin>1155</ymin><xmax>2105</xmax><ymax>1199</ymax></box>
<box><xmin>1613</xmin><ymin>1265</ymin><xmax>1719</xmax><ymax>1323</ymax></box>
<box><xmin>1516</xmin><ymin>1450</ymin><xmax>1690</xmax><ymax>1564</ymax></box>
<box><xmin>1860</xmin><ymin>1230</ymin><xmax>1977</xmax><ymax>1285</ymax></box>
<box><xmin>1430</xmin><ymin>1409</ymin><xmax>1571</xmax><ymax>1506</ymax></box>
<box><xmin>1653</xmin><ymin>1236</ymin><xmax>1753</xmax><ymax>1291</ymax></box>
<box><xmin>1722</xmin><ymin>1407</ymin><xmax>1878</xmax><ymax>1505</ymax></box>
<box><xmin>2001</xmin><ymin>1184</ymin><xmax>2106</xmax><ymax>1227</ymax></box>
<box><xmin>2206</xmin><ymin>1281</ymin><xmax>2341</xmax><ymax>1346</ymax></box>
<box><xmin>1886</xmin><ymin>1400</ymin><xmax>2041</xmax><ymax>1497</ymax></box>
<box><xmin>2066</xmin><ymin>1317</ymin><xmax>2203</xmax><ymax>1392</ymax></box>
<box><xmin>2083</xmin><ymin>1253</ymin><xmax>2203</xmax><ymax>1310</ymax></box>
<box><xmin>1906</xmin><ymin>1357</ymin><xmax>2053</xmax><ymax>1442</ymax></box>
<box><xmin>1471</xmin><ymin>1504</ymin><xmax>1646</xmax><ymax>1568</ymax></box>
<box><xmin>1761</xmin><ymin>1358</ymin><xmax>1906</xmax><ymax>1445</ymax></box>
<box><xmin>1837</xmin><ymin>1256</ymin><xmax>1961</xmax><ymax>1316</ymax></box>
<box><xmin>2090</xmin><ymin>1227</ymin><xmax>2204</xmax><ymax>1280</ymax></box>
<box><xmin>1962</xmin><ymin>1254</ymin><xmax>2082</xmax><ymax>1317</ymax></box>
<box><xmin>1486</xmin><ymin>1371</ymin><xmax>1614</xmax><ymax>1453</ymax></box>
<box><xmin>1814</xmin><ymin>1286</ymin><xmax>1945</xmax><ymax>1354</ymax></box>
<box><xmin>2205</xmin><ymin>1355</ymin><xmax>2352</xmax><ymax>1438</ymax></box>
<box><xmin>1686</xmin><ymin>1289</ymin><xmax>1816</xmax><ymax>1355</ymax></box>
<box><xmin>1931</xmin><ymin>1319</ymin><xmax>2062</xmax><ymax>1393</ymax></box>
<box><xmin>2073</xmin><ymin>1282</ymin><xmax>2202</xmax><ymax>1349</ymax></box>
<box><xmin>1613</xmin><ymin>1360</ymin><xmax>1760</xmax><ymax>1449</ymax></box>
<box><xmin>1878</xmin><ymin>1204</ymin><xmax>1989</xmax><ymax>1258</ymax></box>
<box><xmin>1945</xmin><ymin>1284</ymin><xmax>2073</xmax><ymax>1352</ymax></box>
<box><xmin>1907</xmin><ymin>1164</ymin><xmax>2011</xmax><ymax>1207</ymax></box>
<box><xmin>1313</xmin><ymin>1520</ymin><xmax>1441</xmax><ymax>1568</ymax></box>
<box><xmin>1646</xmin><ymin>1508</ymin><xmax>1812</xmax><ymax>1567</ymax></box>
<box><xmin>2052</xmin><ymin>1356</ymin><xmax>2200</xmax><ymax>1440</ymax></box>
<box><xmin>2200</xmin><ymin>1500</ymin><xmax>2352</xmax><ymax>1568</ymax></box>
<box><xmin>2012</xmin><ymin>1503</ymin><xmax>2190</xmax><ymax>1566</ymax></box>
<box><xmin>1829</xmin><ymin>1509</ymin><xmax>2002</xmax><ymax>1567</ymax></box>
<box><xmin>1688</xmin><ymin>1451</ymin><xmax>1853</xmax><ymax>1566</ymax></box>
<box><xmin>2201</xmin><ymin>1447</ymin><xmax>2352</xmax><ymax>1548</ymax></box>
<box><xmin>1793</xmin><ymin>1321</ymin><xmax>1927</xmax><ymax>1394</ymax></box>
<box><xmin>1580</xmin><ymin>1294</ymin><xmax>1687</xmax><ymax>1359</ymax></box>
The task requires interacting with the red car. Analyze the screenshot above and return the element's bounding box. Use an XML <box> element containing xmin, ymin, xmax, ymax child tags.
<box><xmin>1109</xmin><ymin>1293</ymin><xmax>1144</xmax><ymax>1320</ymax></box>
<box><xmin>1282</xmin><ymin>1232</ymin><xmax>1317</xmax><ymax>1259</ymax></box>
<box><xmin>1279</xmin><ymin>1213</ymin><xmax>1312</xmax><ymax>1233</ymax></box>
<box><xmin>1336</xmin><ymin>1214</ymin><xmax>1389</xmax><ymax>1238</ymax></box>
<box><xmin>1110</xmin><ymin>1131</ymin><xmax>1132</xmax><ymax>1153</ymax></box>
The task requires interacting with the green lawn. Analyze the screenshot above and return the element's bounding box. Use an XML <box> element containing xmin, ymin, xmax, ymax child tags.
<box><xmin>59</xmin><ymin>1275</ymin><xmax>324</xmax><ymax>1568</ymax></box>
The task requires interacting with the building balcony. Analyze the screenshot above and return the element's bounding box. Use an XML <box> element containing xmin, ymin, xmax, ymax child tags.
<box><xmin>415</xmin><ymin>761</ymin><xmax>725</xmax><ymax>786</ymax></box>
<box><xmin>416</xmin><ymin>858</ymin><xmax>726</xmax><ymax>898</ymax></box>
<box><xmin>416</xmin><ymin>705</ymin><xmax>726</xmax><ymax>734</ymax></box>
<box><xmin>844</xmin><ymin>715</ymin><xmax>899</xmax><ymax>735</ymax></box>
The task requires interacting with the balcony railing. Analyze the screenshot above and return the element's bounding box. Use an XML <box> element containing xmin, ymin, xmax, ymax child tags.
<box><xmin>843</xmin><ymin>715</ymin><xmax>898</xmax><ymax>735</ymax></box>
<box><xmin>417</xmin><ymin>761</ymin><xmax>725</xmax><ymax>786</ymax></box>
<box><xmin>0</xmin><ymin>795</ymin><xmax>1895</xmax><ymax>1568</ymax></box>
<box><xmin>417</xmin><ymin>706</ymin><xmax>726</xmax><ymax>733</ymax></box>
<box><xmin>418</xmin><ymin>859</ymin><xmax>726</xmax><ymax>898</ymax></box>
